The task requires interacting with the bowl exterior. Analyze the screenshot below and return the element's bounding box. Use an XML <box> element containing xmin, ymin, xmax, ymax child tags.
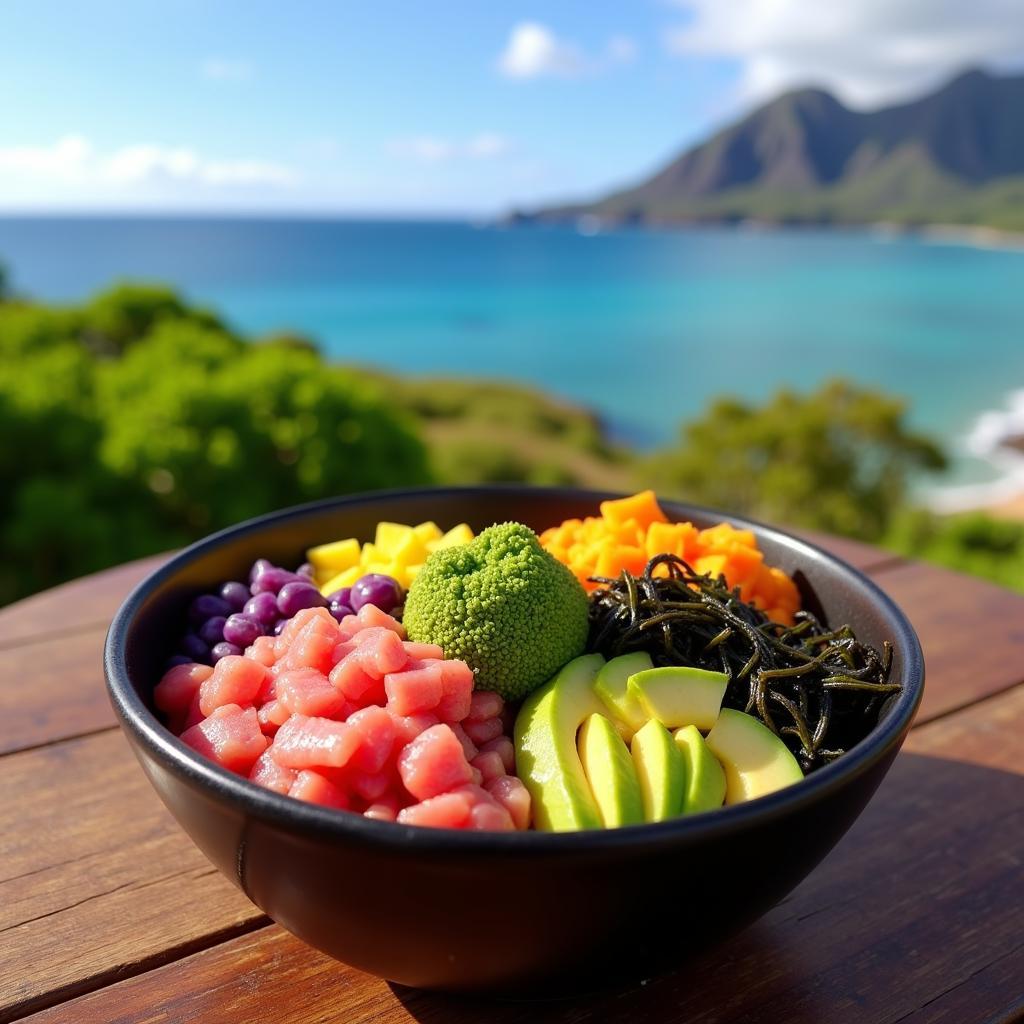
<box><xmin>105</xmin><ymin>486</ymin><xmax>924</xmax><ymax>992</ymax></box>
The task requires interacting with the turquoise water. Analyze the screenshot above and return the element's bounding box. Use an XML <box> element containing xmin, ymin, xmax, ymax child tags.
<box><xmin>2</xmin><ymin>217</ymin><xmax>1023</xmax><ymax>490</ymax></box>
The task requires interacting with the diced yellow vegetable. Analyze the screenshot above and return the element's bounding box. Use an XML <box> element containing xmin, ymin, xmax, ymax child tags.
<box><xmin>433</xmin><ymin>522</ymin><xmax>474</xmax><ymax>550</ymax></box>
<box><xmin>413</xmin><ymin>521</ymin><xmax>443</xmax><ymax>545</ymax></box>
<box><xmin>306</xmin><ymin>537</ymin><xmax>361</xmax><ymax>577</ymax></box>
<box><xmin>405</xmin><ymin>563</ymin><xmax>425</xmax><ymax>580</ymax></box>
<box><xmin>374</xmin><ymin>522</ymin><xmax>414</xmax><ymax>557</ymax></box>
<box><xmin>319</xmin><ymin>565</ymin><xmax>363</xmax><ymax>595</ymax></box>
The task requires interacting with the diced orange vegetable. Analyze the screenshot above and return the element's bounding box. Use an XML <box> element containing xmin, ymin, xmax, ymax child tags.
<box><xmin>539</xmin><ymin>490</ymin><xmax>801</xmax><ymax>624</ymax></box>
<box><xmin>599</xmin><ymin>490</ymin><xmax>667</xmax><ymax>529</ymax></box>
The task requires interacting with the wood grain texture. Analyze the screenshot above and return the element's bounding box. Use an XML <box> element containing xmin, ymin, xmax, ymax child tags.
<box><xmin>874</xmin><ymin>561</ymin><xmax>1024</xmax><ymax>723</ymax></box>
<box><xmin>0</xmin><ymin>730</ymin><xmax>265</xmax><ymax>1022</ymax></box>
<box><xmin>22</xmin><ymin>686</ymin><xmax>1024</xmax><ymax>1024</ymax></box>
<box><xmin>0</xmin><ymin>554</ymin><xmax>167</xmax><ymax>648</ymax></box>
<box><xmin>0</xmin><ymin>627</ymin><xmax>116</xmax><ymax>756</ymax></box>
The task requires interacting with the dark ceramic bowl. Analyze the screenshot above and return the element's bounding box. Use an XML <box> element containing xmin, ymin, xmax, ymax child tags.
<box><xmin>105</xmin><ymin>486</ymin><xmax>923</xmax><ymax>993</ymax></box>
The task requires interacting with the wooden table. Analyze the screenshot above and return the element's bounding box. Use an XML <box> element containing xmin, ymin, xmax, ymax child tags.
<box><xmin>2</xmin><ymin>535</ymin><xmax>1022</xmax><ymax>1024</ymax></box>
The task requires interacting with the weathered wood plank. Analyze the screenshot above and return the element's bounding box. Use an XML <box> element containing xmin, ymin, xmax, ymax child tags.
<box><xmin>872</xmin><ymin>561</ymin><xmax>1024</xmax><ymax>723</ymax></box>
<box><xmin>0</xmin><ymin>627</ymin><xmax>116</xmax><ymax>756</ymax></box>
<box><xmin>0</xmin><ymin>554</ymin><xmax>168</xmax><ymax>648</ymax></box>
<box><xmin>0</xmin><ymin>730</ymin><xmax>265</xmax><ymax>1022</ymax></box>
<box><xmin>22</xmin><ymin>686</ymin><xmax>1024</xmax><ymax>1024</ymax></box>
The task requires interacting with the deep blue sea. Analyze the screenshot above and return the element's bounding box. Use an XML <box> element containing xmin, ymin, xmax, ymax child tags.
<box><xmin>3</xmin><ymin>216</ymin><xmax>1023</xmax><ymax>503</ymax></box>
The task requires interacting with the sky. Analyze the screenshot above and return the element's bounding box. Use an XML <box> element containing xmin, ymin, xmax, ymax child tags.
<box><xmin>1</xmin><ymin>0</ymin><xmax>1022</xmax><ymax>216</ymax></box>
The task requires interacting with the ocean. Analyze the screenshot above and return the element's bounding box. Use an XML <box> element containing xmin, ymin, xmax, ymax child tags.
<box><xmin>3</xmin><ymin>216</ymin><xmax>1023</xmax><ymax>505</ymax></box>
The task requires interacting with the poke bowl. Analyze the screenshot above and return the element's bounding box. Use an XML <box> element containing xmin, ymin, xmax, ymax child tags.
<box><xmin>104</xmin><ymin>485</ymin><xmax>924</xmax><ymax>993</ymax></box>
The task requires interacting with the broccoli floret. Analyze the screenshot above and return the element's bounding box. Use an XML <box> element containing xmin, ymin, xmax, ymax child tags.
<box><xmin>403</xmin><ymin>521</ymin><xmax>589</xmax><ymax>701</ymax></box>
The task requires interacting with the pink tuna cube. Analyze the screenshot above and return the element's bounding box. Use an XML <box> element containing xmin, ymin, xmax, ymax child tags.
<box><xmin>180</xmin><ymin>704</ymin><xmax>267</xmax><ymax>775</ymax></box>
<box><xmin>396</xmin><ymin>791</ymin><xmax>472</xmax><ymax>829</ymax></box>
<box><xmin>198</xmin><ymin>655</ymin><xmax>267</xmax><ymax>717</ymax></box>
<box><xmin>384</xmin><ymin>661</ymin><xmax>443</xmax><ymax>716</ymax></box>
<box><xmin>249</xmin><ymin>750</ymin><xmax>298</xmax><ymax>794</ymax></box>
<box><xmin>276</xmin><ymin>667</ymin><xmax>347</xmax><ymax>719</ymax></box>
<box><xmin>270</xmin><ymin>714</ymin><xmax>360</xmax><ymax>769</ymax></box>
<box><xmin>397</xmin><ymin>723</ymin><xmax>474</xmax><ymax>801</ymax></box>
<box><xmin>288</xmin><ymin>769</ymin><xmax>350</xmax><ymax>810</ymax></box>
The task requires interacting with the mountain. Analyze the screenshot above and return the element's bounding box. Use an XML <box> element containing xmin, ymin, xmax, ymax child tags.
<box><xmin>518</xmin><ymin>69</ymin><xmax>1024</xmax><ymax>232</ymax></box>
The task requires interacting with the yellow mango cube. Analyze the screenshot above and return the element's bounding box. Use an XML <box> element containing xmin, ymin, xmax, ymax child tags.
<box><xmin>319</xmin><ymin>565</ymin><xmax>363</xmax><ymax>595</ymax></box>
<box><xmin>306</xmin><ymin>537</ymin><xmax>361</xmax><ymax>577</ymax></box>
<box><xmin>374</xmin><ymin>522</ymin><xmax>414</xmax><ymax>557</ymax></box>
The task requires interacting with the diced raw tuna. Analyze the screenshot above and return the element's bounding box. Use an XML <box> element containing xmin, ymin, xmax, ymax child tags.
<box><xmin>479</xmin><ymin>735</ymin><xmax>515</xmax><ymax>775</ymax></box>
<box><xmin>385</xmin><ymin>661</ymin><xmax>443</xmax><ymax>716</ymax></box>
<box><xmin>434</xmin><ymin>660</ymin><xmax>474</xmax><ymax>722</ymax></box>
<box><xmin>244</xmin><ymin>635</ymin><xmax>278</xmax><ymax>668</ymax></box>
<box><xmin>345</xmin><ymin>705</ymin><xmax>396</xmax><ymax>773</ymax></box>
<box><xmin>402</xmin><ymin>641</ymin><xmax>444</xmax><ymax>661</ymax></box>
<box><xmin>355</xmin><ymin>603</ymin><xmax>406</xmax><ymax>637</ymax></box>
<box><xmin>388</xmin><ymin>710</ymin><xmax>440</xmax><ymax>746</ymax></box>
<box><xmin>183</xmin><ymin>691</ymin><xmax>206</xmax><ymax>730</ymax></box>
<box><xmin>348</xmin><ymin>766</ymin><xmax>395</xmax><ymax>802</ymax></box>
<box><xmin>198</xmin><ymin>655</ymin><xmax>267</xmax><ymax>717</ymax></box>
<box><xmin>463</xmin><ymin>716</ymin><xmax>504</xmax><ymax>746</ymax></box>
<box><xmin>276</xmin><ymin>667</ymin><xmax>347</xmax><ymax>718</ymax></box>
<box><xmin>470</xmin><ymin>749</ymin><xmax>506</xmax><ymax>784</ymax></box>
<box><xmin>270</xmin><ymin>714</ymin><xmax>360</xmax><ymax>769</ymax></box>
<box><xmin>397</xmin><ymin>723</ymin><xmax>474</xmax><ymax>801</ymax></box>
<box><xmin>289</xmin><ymin>769</ymin><xmax>350</xmax><ymax>809</ymax></box>
<box><xmin>468</xmin><ymin>800</ymin><xmax>515</xmax><ymax>831</ymax></box>
<box><xmin>181</xmin><ymin>704</ymin><xmax>267</xmax><ymax>774</ymax></box>
<box><xmin>256</xmin><ymin>699</ymin><xmax>290</xmax><ymax>735</ymax></box>
<box><xmin>449</xmin><ymin>722</ymin><xmax>478</xmax><ymax>762</ymax></box>
<box><xmin>276</xmin><ymin>612</ymin><xmax>340</xmax><ymax>674</ymax></box>
<box><xmin>396</xmin><ymin>791</ymin><xmax>472</xmax><ymax>828</ymax></box>
<box><xmin>274</xmin><ymin>607</ymin><xmax>336</xmax><ymax>654</ymax></box>
<box><xmin>249</xmin><ymin>750</ymin><xmax>298</xmax><ymax>794</ymax></box>
<box><xmin>154</xmin><ymin>663</ymin><xmax>212</xmax><ymax>714</ymax></box>
<box><xmin>364</xmin><ymin>801</ymin><xmax>398</xmax><ymax>822</ymax></box>
<box><xmin>329</xmin><ymin>656</ymin><xmax>386</xmax><ymax>705</ymax></box>
<box><xmin>467</xmin><ymin>690</ymin><xmax>504</xmax><ymax>722</ymax></box>
<box><xmin>351</xmin><ymin>627</ymin><xmax>408</xmax><ymax>678</ymax></box>
<box><xmin>485</xmin><ymin>775</ymin><xmax>532</xmax><ymax>830</ymax></box>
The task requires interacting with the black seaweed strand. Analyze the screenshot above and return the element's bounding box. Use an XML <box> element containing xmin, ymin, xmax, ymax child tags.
<box><xmin>586</xmin><ymin>555</ymin><xmax>898</xmax><ymax>772</ymax></box>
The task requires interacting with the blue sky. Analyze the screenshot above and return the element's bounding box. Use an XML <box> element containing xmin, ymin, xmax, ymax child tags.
<box><xmin>1</xmin><ymin>0</ymin><xmax>1021</xmax><ymax>215</ymax></box>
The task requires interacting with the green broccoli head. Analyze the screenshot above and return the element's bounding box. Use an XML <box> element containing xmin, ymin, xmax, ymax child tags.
<box><xmin>403</xmin><ymin>521</ymin><xmax>589</xmax><ymax>701</ymax></box>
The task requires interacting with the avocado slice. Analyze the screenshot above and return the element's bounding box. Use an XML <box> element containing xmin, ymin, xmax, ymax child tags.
<box><xmin>704</xmin><ymin>708</ymin><xmax>804</xmax><ymax>804</ymax></box>
<box><xmin>578</xmin><ymin>713</ymin><xmax>645</xmax><ymax>828</ymax></box>
<box><xmin>593</xmin><ymin>651</ymin><xmax>653</xmax><ymax>737</ymax></box>
<box><xmin>628</xmin><ymin>666</ymin><xmax>729</xmax><ymax>731</ymax></box>
<box><xmin>514</xmin><ymin>654</ymin><xmax>607</xmax><ymax>831</ymax></box>
<box><xmin>630</xmin><ymin>719</ymin><xmax>685</xmax><ymax>822</ymax></box>
<box><xmin>673</xmin><ymin>724</ymin><xmax>727</xmax><ymax>814</ymax></box>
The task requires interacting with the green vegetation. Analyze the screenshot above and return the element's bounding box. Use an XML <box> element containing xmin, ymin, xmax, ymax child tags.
<box><xmin>3</xmin><ymin>275</ymin><xmax>1022</xmax><ymax>604</ymax></box>
<box><xmin>643</xmin><ymin>381</ymin><xmax>947</xmax><ymax>540</ymax></box>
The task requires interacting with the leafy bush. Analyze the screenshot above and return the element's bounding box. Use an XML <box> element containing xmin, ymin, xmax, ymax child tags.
<box><xmin>644</xmin><ymin>380</ymin><xmax>947</xmax><ymax>540</ymax></box>
<box><xmin>0</xmin><ymin>283</ymin><xmax>431</xmax><ymax>604</ymax></box>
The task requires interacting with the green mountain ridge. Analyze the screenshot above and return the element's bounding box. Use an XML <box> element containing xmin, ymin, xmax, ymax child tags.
<box><xmin>518</xmin><ymin>69</ymin><xmax>1024</xmax><ymax>232</ymax></box>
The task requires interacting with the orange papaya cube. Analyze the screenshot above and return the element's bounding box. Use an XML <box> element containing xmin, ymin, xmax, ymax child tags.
<box><xmin>645</xmin><ymin>521</ymin><xmax>687</xmax><ymax>560</ymax></box>
<box><xmin>609</xmin><ymin>517</ymin><xmax>644</xmax><ymax>546</ymax></box>
<box><xmin>723</xmin><ymin>544</ymin><xmax>765</xmax><ymax>584</ymax></box>
<box><xmin>766</xmin><ymin>606</ymin><xmax>796</xmax><ymax>626</ymax></box>
<box><xmin>600</xmin><ymin>490</ymin><xmax>667</xmax><ymax>529</ymax></box>
<box><xmin>750</xmin><ymin>564</ymin><xmax>779</xmax><ymax>607</ymax></box>
<box><xmin>768</xmin><ymin>567</ymin><xmax>800</xmax><ymax>610</ymax></box>
<box><xmin>617</xmin><ymin>545</ymin><xmax>648</xmax><ymax>576</ymax></box>
<box><xmin>694</xmin><ymin>554</ymin><xmax>729</xmax><ymax>581</ymax></box>
<box><xmin>698</xmin><ymin>523</ymin><xmax>757</xmax><ymax>551</ymax></box>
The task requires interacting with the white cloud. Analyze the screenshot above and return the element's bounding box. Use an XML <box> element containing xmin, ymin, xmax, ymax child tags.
<box><xmin>0</xmin><ymin>135</ymin><xmax>296</xmax><ymax>194</ymax></box>
<box><xmin>388</xmin><ymin>133</ymin><xmax>512</xmax><ymax>164</ymax></box>
<box><xmin>665</xmin><ymin>0</ymin><xmax>1024</xmax><ymax>107</ymax></box>
<box><xmin>497</xmin><ymin>23</ymin><xmax>637</xmax><ymax>80</ymax></box>
<box><xmin>201</xmin><ymin>57</ymin><xmax>253</xmax><ymax>82</ymax></box>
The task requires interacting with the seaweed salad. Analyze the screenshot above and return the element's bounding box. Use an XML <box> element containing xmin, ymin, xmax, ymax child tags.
<box><xmin>587</xmin><ymin>554</ymin><xmax>898</xmax><ymax>772</ymax></box>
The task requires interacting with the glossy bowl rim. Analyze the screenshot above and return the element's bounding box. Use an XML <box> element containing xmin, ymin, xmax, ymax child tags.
<box><xmin>104</xmin><ymin>484</ymin><xmax>924</xmax><ymax>854</ymax></box>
